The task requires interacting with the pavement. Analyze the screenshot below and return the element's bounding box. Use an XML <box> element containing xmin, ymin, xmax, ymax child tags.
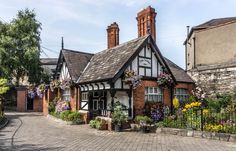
<box><xmin>0</xmin><ymin>112</ymin><xmax>236</xmax><ymax>151</ymax></box>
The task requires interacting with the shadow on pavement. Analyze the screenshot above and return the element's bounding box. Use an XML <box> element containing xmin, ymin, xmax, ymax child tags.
<box><xmin>0</xmin><ymin>143</ymin><xmax>64</xmax><ymax>151</ymax></box>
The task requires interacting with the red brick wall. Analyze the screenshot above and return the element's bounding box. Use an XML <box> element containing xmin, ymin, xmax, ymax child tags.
<box><xmin>16</xmin><ymin>88</ymin><xmax>27</xmax><ymax>112</ymax></box>
<box><xmin>133</xmin><ymin>80</ymin><xmax>194</xmax><ymax>116</ymax></box>
<box><xmin>175</xmin><ymin>83</ymin><xmax>194</xmax><ymax>94</ymax></box>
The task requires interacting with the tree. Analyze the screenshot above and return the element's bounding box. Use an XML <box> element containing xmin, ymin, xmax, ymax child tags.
<box><xmin>0</xmin><ymin>78</ymin><xmax>9</xmax><ymax>117</ymax></box>
<box><xmin>0</xmin><ymin>9</ymin><xmax>43</xmax><ymax>86</ymax></box>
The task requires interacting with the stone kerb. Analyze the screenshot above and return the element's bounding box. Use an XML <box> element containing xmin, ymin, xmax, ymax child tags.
<box><xmin>159</xmin><ymin>127</ymin><xmax>236</xmax><ymax>142</ymax></box>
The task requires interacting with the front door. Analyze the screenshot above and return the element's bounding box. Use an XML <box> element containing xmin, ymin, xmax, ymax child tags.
<box><xmin>89</xmin><ymin>91</ymin><xmax>107</xmax><ymax>118</ymax></box>
<box><xmin>91</xmin><ymin>91</ymin><xmax>106</xmax><ymax>110</ymax></box>
<box><xmin>27</xmin><ymin>97</ymin><xmax>34</xmax><ymax>110</ymax></box>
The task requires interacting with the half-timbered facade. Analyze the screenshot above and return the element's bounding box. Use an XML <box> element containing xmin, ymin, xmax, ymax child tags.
<box><xmin>54</xmin><ymin>49</ymin><xmax>93</xmax><ymax>111</ymax></box>
<box><xmin>77</xmin><ymin>34</ymin><xmax>175</xmax><ymax>118</ymax></box>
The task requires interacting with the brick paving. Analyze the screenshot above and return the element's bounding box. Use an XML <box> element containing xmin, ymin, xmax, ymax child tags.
<box><xmin>0</xmin><ymin>112</ymin><xmax>236</xmax><ymax>151</ymax></box>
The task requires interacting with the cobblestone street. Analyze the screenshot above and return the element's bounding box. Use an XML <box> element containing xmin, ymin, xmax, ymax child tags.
<box><xmin>0</xmin><ymin>112</ymin><xmax>236</xmax><ymax>151</ymax></box>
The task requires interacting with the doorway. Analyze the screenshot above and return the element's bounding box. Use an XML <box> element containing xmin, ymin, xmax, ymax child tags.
<box><xmin>27</xmin><ymin>97</ymin><xmax>34</xmax><ymax>110</ymax></box>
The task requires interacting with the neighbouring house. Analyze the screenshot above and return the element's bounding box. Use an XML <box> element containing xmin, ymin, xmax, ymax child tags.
<box><xmin>184</xmin><ymin>17</ymin><xmax>236</xmax><ymax>95</ymax></box>
<box><xmin>16</xmin><ymin>58</ymin><xmax>57</xmax><ymax>112</ymax></box>
<box><xmin>44</xmin><ymin>6</ymin><xmax>194</xmax><ymax>120</ymax></box>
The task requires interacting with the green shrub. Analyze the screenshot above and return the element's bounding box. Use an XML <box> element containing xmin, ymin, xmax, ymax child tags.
<box><xmin>207</xmin><ymin>94</ymin><xmax>232</xmax><ymax>112</ymax></box>
<box><xmin>67</xmin><ymin>112</ymin><xmax>81</xmax><ymax>121</ymax></box>
<box><xmin>89</xmin><ymin>120</ymin><xmax>97</xmax><ymax>128</ymax></box>
<box><xmin>89</xmin><ymin>119</ymin><xmax>101</xmax><ymax>128</ymax></box>
<box><xmin>48</xmin><ymin>102</ymin><xmax>56</xmax><ymax>113</ymax></box>
<box><xmin>95</xmin><ymin>120</ymin><xmax>102</xmax><ymax>129</ymax></box>
<box><xmin>135</xmin><ymin>115</ymin><xmax>152</xmax><ymax>124</ymax></box>
<box><xmin>155</xmin><ymin>121</ymin><xmax>164</xmax><ymax>128</ymax></box>
<box><xmin>60</xmin><ymin>110</ymin><xmax>72</xmax><ymax>121</ymax></box>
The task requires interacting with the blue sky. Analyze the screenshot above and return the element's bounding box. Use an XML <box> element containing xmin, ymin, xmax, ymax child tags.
<box><xmin>0</xmin><ymin>0</ymin><xmax>236</xmax><ymax>68</ymax></box>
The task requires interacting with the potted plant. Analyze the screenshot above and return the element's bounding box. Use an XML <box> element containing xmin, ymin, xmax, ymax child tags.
<box><xmin>135</xmin><ymin>115</ymin><xmax>152</xmax><ymax>133</ymax></box>
<box><xmin>112</xmin><ymin>104</ymin><xmax>128</xmax><ymax>132</ymax></box>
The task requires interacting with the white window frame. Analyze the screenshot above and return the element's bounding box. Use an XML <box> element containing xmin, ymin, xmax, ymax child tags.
<box><xmin>82</xmin><ymin>92</ymin><xmax>88</xmax><ymax>101</ymax></box>
<box><xmin>145</xmin><ymin>87</ymin><xmax>163</xmax><ymax>102</ymax></box>
<box><xmin>62</xmin><ymin>88</ymin><xmax>71</xmax><ymax>101</ymax></box>
<box><xmin>174</xmin><ymin>88</ymin><xmax>188</xmax><ymax>102</ymax></box>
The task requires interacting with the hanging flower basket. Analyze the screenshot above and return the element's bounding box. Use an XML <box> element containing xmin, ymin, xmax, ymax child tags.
<box><xmin>157</xmin><ymin>73</ymin><xmax>173</xmax><ymax>88</ymax></box>
<box><xmin>60</xmin><ymin>79</ymin><xmax>72</xmax><ymax>90</ymax></box>
<box><xmin>123</xmin><ymin>70</ymin><xmax>142</xmax><ymax>89</ymax></box>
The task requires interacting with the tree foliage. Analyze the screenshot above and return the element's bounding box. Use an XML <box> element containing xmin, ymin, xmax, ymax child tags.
<box><xmin>0</xmin><ymin>8</ymin><xmax>43</xmax><ymax>86</ymax></box>
<box><xmin>0</xmin><ymin>78</ymin><xmax>9</xmax><ymax>95</ymax></box>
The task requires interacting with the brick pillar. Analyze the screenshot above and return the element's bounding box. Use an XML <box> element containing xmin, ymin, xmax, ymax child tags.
<box><xmin>43</xmin><ymin>89</ymin><xmax>54</xmax><ymax>116</ymax></box>
<box><xmin>16</xmin><ymin>87</ymin><xmax>27</xmax><ymax>112</ymax></box>
<box><xmin>70</xmin><ymin>87</ymin><xmax>77</xmax><ymax>111</ymax></box>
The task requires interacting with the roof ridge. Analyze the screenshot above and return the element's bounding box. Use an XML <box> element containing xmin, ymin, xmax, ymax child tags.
<box><xmin>194</xmin><ymin>17</ymin><xmax>236</xmax><ymax>28</ymax></box>
<box><xmin>62</xmin><ymin>49</ymin><xmax>94</xmax><ymax>55</ymax></box>
<box><xmin>95</xmin><ymin>35</ymin><xmax>149</xmax><ymax>55</ymax></box>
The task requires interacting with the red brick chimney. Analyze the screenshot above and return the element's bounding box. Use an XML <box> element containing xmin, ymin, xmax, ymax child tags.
<box><xmin>107</xmin><ymin>22</ymin><xmax>119</xmax><ymax>49</ymax></box>
<box><xmin>136</xmin><ymin>6</ymin><xmax>157</xmax><ymax>42</ymax></box>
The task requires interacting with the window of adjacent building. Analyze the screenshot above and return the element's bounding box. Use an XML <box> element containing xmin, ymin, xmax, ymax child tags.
<box><xmin>82</xmin><ymin>92</ymin><xmax>88</xmax><ymax>101</ymax></box>
<box><xmin>63</xmin><ymin>88</ymin><xmax>71</xmax><ymax>101</ymax></box>
<box><xmin>174</xmin><ymin>88</ymin><xmax>188</xmax><ymax>102</ymax></box>
<box><xmin>145</xmin><ymin>87</ymin><xmax>163</xmax><ymax>102</ymax></box>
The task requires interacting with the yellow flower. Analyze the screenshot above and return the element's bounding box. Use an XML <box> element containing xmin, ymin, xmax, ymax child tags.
<box><xmin>182</xmin><ymin>108</ymin><xmax>187</xmax><ymax>112</ymax></box>
<box><xmin>173</xmin><ymin>97</ymin><xmax>179</xmax><ymax>109</ymax></box>
<box><xmin>185</xmin><ymin>104</ymin><xmax>191</xmax><ymax>109</ymax></box>
<box><xmin>203</xmin><ymin>109</ymin><xmax>209</xmax><ymax>114</ymax></box>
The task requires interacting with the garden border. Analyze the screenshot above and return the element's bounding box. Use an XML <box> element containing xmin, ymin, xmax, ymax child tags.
<box><xmin>157</xmin><ymin>127</ymin><xmax>236</xmax><ymax>142</ymax></box>
<box><xmin>47</xmin><ymin>114</ymin><xmax>74</xmax><ymax>125</ymax></box>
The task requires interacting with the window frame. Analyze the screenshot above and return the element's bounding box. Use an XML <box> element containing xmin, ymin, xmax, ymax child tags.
<box><xmin>174</xmin><ymin>88</ymin><xmax>189</xmax><ymax>102</ymax></box>
<box><xmin>62</xmin><ymin>88</ymin><xmax>71</xmax><ymax>101</ymax></box>
<box><xmin>144</xmin><ymin>87</ymin><xmax>163</xmax><ymax>103</ymax></box>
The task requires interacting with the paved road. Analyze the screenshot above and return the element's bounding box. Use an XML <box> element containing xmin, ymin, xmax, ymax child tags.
<box><xmin>0</xmin><ymin>112</ymin><xmax>236</xmax><ymax>151</ymax></box>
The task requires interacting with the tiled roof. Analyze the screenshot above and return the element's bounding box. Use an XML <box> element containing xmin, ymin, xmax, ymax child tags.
<box><xmin>184</xmin><ymin>17</ymin><xmax>236</xmax><ymax>44</ymax></box>
<box><xmin>193</xmin><ymin>17</ymin><xmax>236</xmax><ymax>30</ymax></box>
<box><xmin>78</xmin><ymin>35</ymin><xmax>148</xmax><ymax>83</ymax></box>
<box><xmin>61</xmin><ymin>49</ymin><xmax>93</xmax><ymax>81</ymax></box>
<box><xmin>165</xmin><ymin>58</ymin><xmax>194</xmax><ymax>83</ymax></box>
<box><xmin>40</xmin><ymin>58</ymin><xmax>58</xmax><ymax>65</ymax></box>
<box><xmin>40</xmin><ymin>58</ymin><xmax>58</xmax><ymax>75</ymax></box>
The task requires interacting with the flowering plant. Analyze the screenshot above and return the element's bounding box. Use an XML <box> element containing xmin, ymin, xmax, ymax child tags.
<box><xmin>182</xmin><ymin>101</ymin><xmax>202</xmax><ymax>112</ymax></box>
<box><xmin>157</xmin><ymin>73</ymin><xmax>173</xmax><ymax>87</ymax></box>
<box><xmin>123</xmin><ymin>70</ymin><xmax>141</xmax><ymax>89</ymax></box>
<box><xmin>50</xmin><ymin>80</ymin><xmax>61</xmax><ymax>92</ymax></box>
<box><xmin>192</xmin><ymin>86</ymin><xmax>206</xmax><ymax>101</ymax></box>
<box><xmin>55</xmin><ymin>100</ymin><xmax>71</xmax><ymax>113</ymax></box>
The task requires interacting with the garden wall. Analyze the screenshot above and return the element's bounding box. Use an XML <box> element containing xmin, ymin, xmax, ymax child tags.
<box><xmin>188</xmin><ymin>66</ymin><xmax>236</xmax><ymax>96</ymax></box>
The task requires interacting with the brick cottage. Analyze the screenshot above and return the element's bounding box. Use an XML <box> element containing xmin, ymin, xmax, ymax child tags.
<box><xmin>43</xmin><ymin>6</ymin><xmax>194</xmax><ymax>120</ymax></box>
